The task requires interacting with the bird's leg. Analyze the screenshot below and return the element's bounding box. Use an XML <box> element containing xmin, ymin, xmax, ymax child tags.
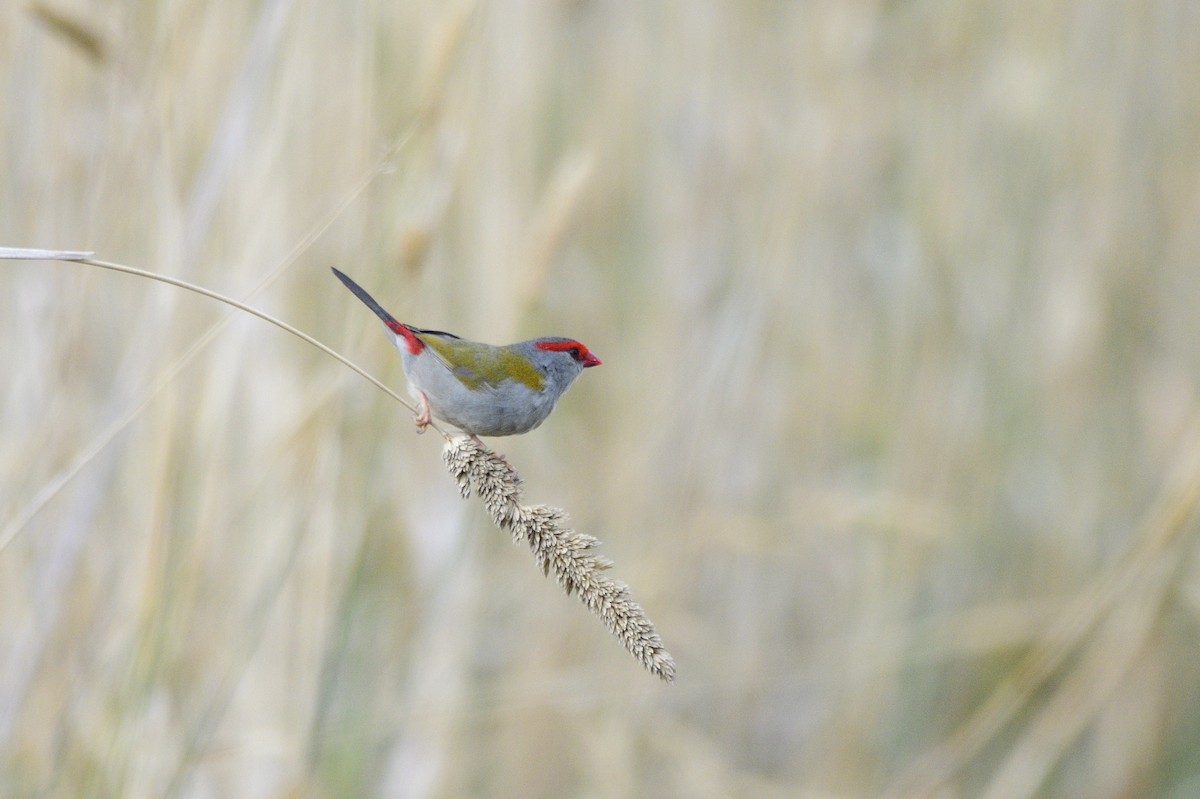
<box><xmin>414</xmin><ymin>390</ymin><xmax>431</xmax><ymax>434</ymax></box>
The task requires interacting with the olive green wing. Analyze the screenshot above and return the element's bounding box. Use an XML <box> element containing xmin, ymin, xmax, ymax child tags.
<box><xmin>416</xmin><ymin>332</ymin><xmax>545</xmax><ymax>393</ymax></box>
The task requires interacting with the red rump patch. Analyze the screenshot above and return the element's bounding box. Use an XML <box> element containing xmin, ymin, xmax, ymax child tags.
<box><xmin>387</xmin><ymin>320</ymin><xmax>424</xmax><ymax>354</ymax></box>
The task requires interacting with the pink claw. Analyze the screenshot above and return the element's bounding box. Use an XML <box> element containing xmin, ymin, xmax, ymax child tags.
<box><xmin>414</xmin><ymin>390</ymin><xmax>431</xmax><ymax>434</ymax></box>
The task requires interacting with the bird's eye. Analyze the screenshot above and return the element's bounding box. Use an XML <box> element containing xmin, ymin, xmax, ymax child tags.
<box><xmin>569</xmin><ymin>347</ymin><xmax>581</xmax><ymax>359</ymax></box>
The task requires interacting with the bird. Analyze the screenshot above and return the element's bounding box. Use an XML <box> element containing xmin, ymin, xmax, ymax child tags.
<box><xmin>331</xmin><ymin>267</ymin><xmax>601</xmax><ymax>437</ymax></box>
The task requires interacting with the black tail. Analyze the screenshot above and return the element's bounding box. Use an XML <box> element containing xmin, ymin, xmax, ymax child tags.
<box><xmin>331</xmin><ymin>267</ymin><xmax>397</xmax><ymax>325</ymax></box>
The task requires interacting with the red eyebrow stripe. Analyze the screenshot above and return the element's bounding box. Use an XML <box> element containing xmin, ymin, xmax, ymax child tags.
<box><xmin>536</xmin><ymin>340</ymin><xmax>583</xmax><ymax>353</ymax></box>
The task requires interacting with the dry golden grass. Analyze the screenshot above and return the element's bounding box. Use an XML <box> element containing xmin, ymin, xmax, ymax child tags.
<box><xmin>443</xmin><ymin>436</ymin><xmax>674</xmax><ymax>682</ymax></box>
<box><xmin>4</xmin><ymin>1</ymin><xmax>1200</xmax><ymax>797</ymax></box>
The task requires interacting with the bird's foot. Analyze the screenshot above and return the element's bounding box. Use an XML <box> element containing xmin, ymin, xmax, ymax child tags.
<box><xmin>414</xmin><ymin>391</ymin><xmax>431</xmax><ymax>434</ymax></box>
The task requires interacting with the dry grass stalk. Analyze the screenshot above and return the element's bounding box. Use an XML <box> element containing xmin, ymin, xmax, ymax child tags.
<box><xmin>443</xmin><ymin>436</ymin><xmax>676</xmax><ymax>683</ymax></box>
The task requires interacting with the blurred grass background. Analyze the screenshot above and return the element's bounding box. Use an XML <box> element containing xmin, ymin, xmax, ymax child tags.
<box><xmin>3</xmin><ymin>1</ymin><xmax>1200</xmax><ymax>797</ymax></box>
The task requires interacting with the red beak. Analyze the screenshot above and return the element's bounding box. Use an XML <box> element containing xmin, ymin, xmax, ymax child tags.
<box><xmin>583</xmin><ymin>352</ymin><xmax>602</xmax><ymax>368</ymax></box>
